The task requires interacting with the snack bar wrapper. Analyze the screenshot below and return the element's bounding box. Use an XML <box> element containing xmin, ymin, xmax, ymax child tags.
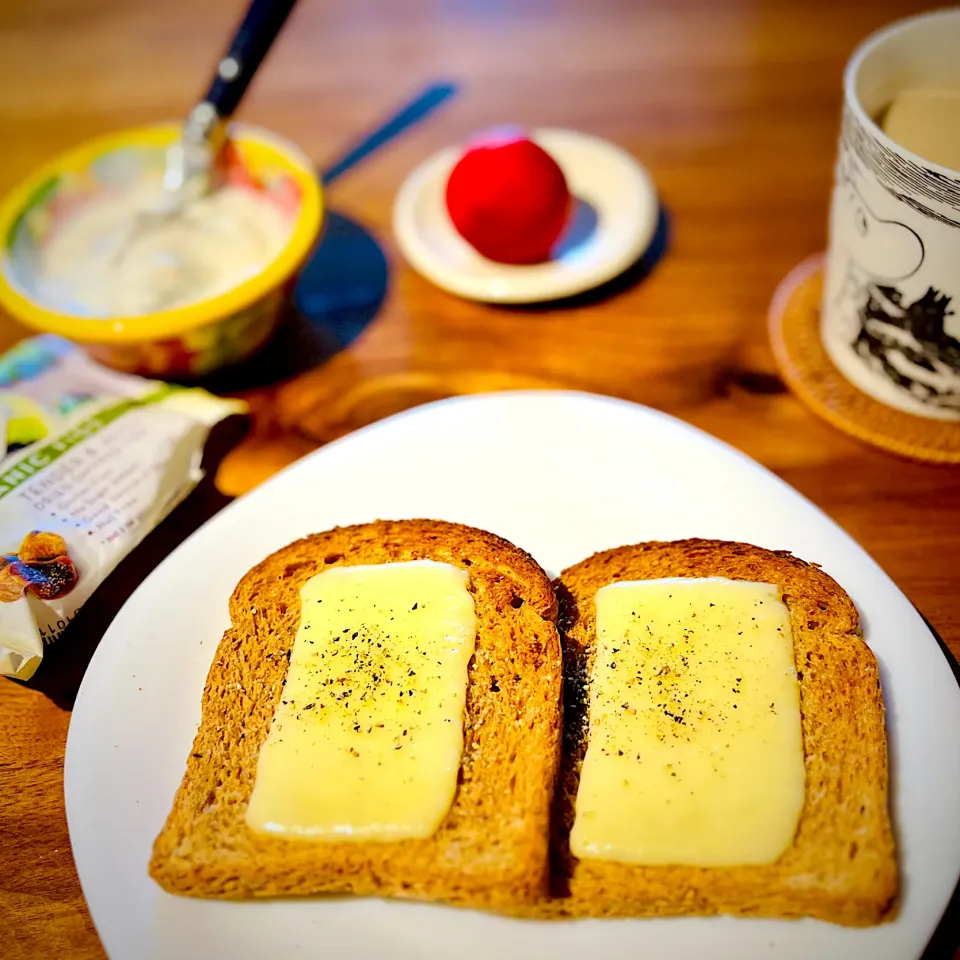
<box><xmin>0</xmin><ymin>336</ymin><xmax>244</xmax><ymax>680</ymax></box>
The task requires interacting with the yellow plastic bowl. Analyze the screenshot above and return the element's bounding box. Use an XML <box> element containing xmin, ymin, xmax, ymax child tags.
<box><xmin>0</xmin><ymin>123</ymin><xmax>323</xmax><ymax>378</ymax></box>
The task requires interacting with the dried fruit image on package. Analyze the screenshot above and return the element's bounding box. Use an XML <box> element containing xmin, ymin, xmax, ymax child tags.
<box><xmin>0</xmin><ymin>530</ymin><xmax>79</xmax><ymax>603</ymax></box>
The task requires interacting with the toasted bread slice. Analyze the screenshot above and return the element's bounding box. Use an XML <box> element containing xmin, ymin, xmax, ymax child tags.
<box><xmin>521</xmin><ymin>538</ymin><xmax>897</xmax><ymax>926</ymax></box>
<box><xmin>149</xmin><ymin>519</ymin><xmax>562</xmax><ymax>909</ymax></box>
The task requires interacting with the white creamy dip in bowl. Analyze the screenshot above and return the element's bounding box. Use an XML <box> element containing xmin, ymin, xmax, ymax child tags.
<box><xmin>0</xmin><ymin>123</ymin><xmax>322</xmax><ymax>378</ymax></box>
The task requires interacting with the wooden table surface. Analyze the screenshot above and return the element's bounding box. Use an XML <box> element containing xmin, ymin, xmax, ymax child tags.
<box><xmin>2</xmin><ymin>0</ymin><xmax>959</xmax><ymax>956</ymax></box>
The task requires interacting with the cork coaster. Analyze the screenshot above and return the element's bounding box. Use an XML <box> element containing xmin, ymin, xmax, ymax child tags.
<box><xmin>769</xmin><ymin>256</ymin><xmax>960</xmax><ymax>464</ymax></box>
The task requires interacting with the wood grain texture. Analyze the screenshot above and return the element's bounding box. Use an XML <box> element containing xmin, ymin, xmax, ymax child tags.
<box><xmin>1</xmin><ymin>0</ymin><xmax>958</xmax><ymax>957</ymax></box>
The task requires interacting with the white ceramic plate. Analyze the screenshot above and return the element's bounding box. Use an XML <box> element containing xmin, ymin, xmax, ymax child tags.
<box><xmin>393</xmin><ymin>129</ymin><xmax>659</xmax><ymax>302</ymax></box>
<box><xmin>65</xmin><ymin>391</ymin><xmax>960</xmax><ymax>960</ymax></box>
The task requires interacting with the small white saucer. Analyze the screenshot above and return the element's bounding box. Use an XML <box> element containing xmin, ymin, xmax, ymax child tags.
<box><xmin>393</xmin><ymin>128</ymin><xmax>659</xmax><ymax>303</ymax></box>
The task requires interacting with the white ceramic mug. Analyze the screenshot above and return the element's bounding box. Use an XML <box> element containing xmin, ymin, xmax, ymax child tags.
<box><xmin>823</xmin><ymin>9</ymin><xmax>960</xmax><ymax>421</ymax></box>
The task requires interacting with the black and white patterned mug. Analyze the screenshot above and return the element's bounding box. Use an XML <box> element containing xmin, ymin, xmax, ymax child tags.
<box><xmin>823</xmin><ymin>9</ymin><xmax>960</xmax><ymax>421</ymax></box>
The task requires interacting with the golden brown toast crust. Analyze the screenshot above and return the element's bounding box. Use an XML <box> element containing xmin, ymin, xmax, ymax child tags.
<box><xmin>149</xmin><ymin>519</ymin><xmax>562</xmax><ymax>909</ymax></box>
<box><xmin>518</xmin><ymin>538</ymin><xmax>898</xmax><ymax>926</ymax></box>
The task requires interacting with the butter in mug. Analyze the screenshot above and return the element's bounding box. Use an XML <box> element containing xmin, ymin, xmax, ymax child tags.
<box><xmin>570</xmin><ymin>577</ymin><xmax>805</xmax><ymax>867</ymax></box>
<box><xmin>246</xmin><ymin>560</ymin><xmax>477</xmax><ymax>841</ymax></box>
<box><xmin>880</xmin><ymin>86</ymin><xmax>960</xmax><ymax>171</ymax></box>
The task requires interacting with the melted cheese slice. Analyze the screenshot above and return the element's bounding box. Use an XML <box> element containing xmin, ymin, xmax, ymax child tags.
<box><xmin>570</xmin><ymin>577</ymin><xmax>804</xmax><ymax>866</ymax></box>
<box><xmin>245</xmin><ymin>560</ymin><xmax>477</xmax><ymax>841</ymax></box>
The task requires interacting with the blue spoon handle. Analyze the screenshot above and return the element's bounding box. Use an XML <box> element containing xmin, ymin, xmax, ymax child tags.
<box><xmin>321</xmin><ymin>82</ymin><xmax>458</xmax><ymax>185</ymax></box>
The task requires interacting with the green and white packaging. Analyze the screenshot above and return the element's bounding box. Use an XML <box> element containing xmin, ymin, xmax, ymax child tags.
<box><xmin>0</xmin><ymin>336</ymin><xmax>243</xmax><ymax>680</ymax></box>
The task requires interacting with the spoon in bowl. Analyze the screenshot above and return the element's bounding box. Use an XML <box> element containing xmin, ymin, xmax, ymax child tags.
<box><xmin>159</xmin><ymin>0</ymin><xmax>299</xmax><ymax>216</ymax></box>
<box><xmin>111</xmin><ymin>0</ymin><xmax>299</xmax><ymax>299</ymax></box>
